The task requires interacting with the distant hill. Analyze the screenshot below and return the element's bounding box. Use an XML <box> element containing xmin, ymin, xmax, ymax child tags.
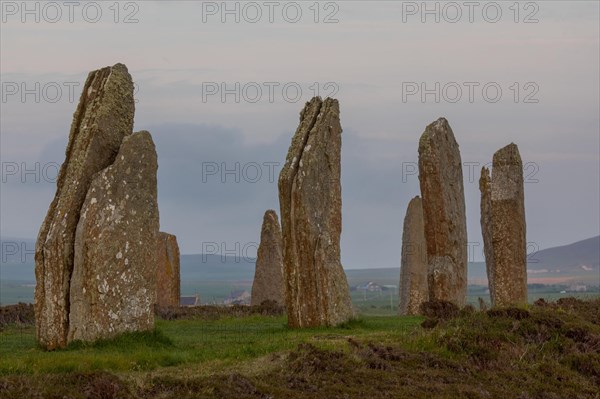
<box><xmin>0</xmin><ymin>249</ymin><xmax>257</xmax><ymax>283</ymax></box>
<box><xmin>2</xmin><ymin>236</ymin><xmax>598</xmax><ymax>286</ymax></box>
<box><xmin>523</xmin><ymin>236</ymin><xmax>599</xmax><ymax>285</ymax></box>
<box><xmin>528</xmin><ymin>236</ymin><xmax>599</xmax><ymax>272</ymax></box>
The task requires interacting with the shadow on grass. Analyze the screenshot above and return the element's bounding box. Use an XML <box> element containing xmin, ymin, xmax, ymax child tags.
<box><xmin>64</xmin><ymin>328</ymin><xmax>173</xmax><ymax>351</ymax></box>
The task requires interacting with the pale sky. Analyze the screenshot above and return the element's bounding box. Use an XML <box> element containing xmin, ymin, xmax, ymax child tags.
<box><xmin>1</xmin><ymin>1</ymin><xmax>599</xmax><ymax>268</ymax></box>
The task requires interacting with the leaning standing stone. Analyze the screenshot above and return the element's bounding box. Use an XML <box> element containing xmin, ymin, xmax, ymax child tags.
<box><xmin>68</xmin><ymin>131</ymin><xmax>159</xmax><ymax>343</ymax></box>
<box><xmin>35</xmin><ymin>64</ymin><xmax>134</xmax><ymax>349</ymax></box>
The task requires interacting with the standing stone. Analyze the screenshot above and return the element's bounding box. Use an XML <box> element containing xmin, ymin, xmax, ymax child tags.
<box><xmin>251</xmin><ymin>210</ymin><xmax>284</xmax><ymax>306</ymax></box>
<box><xmin>35</xmin><ymin>64</ymin><xmax>134</xmax><ymax>349</ymax></box>
<box><xmin>156</xmin><ymin>232</ymin><xmax>181</xmax><ymax>308</ymax></box>
<box><xmin>418</xmin><ymin>118</ymin><xmax>468</xmax><ymax>307</ymax></box>
<box><xmin>68</xmin><ymin>131</ymin><xmax>159</xmax><ymax>343</ymax></box>
<box><xmin>480</xmin><ymin>143</ymin><xmax>527</xmax><ymax>307</ymax></box>
<box><xmin>278</xmin><ymin>97</ymin><xmax>354</xmax><ymax>328</ymax></box>
<box><xmin>479</xmin><ymin>168</ymin><xmax>495</xmax><ymax>303</ymax></box>
<box><xmin>398</xmin><ymin>196</ymin><xmax>428</xmax><ymax>316</ymax></box>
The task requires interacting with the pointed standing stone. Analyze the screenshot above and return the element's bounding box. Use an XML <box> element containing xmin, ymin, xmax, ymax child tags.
<box><xmin>398</xmin><ymin>196</ymin><xmax>428</xmax><ymax>315</ymax></box>
<box><xmin>35</xmin><ymin>64</ymin><xmax>134</xmax><ymax>349</ymax></box>
<box><xmin>480</xmin><ymin>143</ymin><xmax>527</xmax><ymax>307</ymax></box>
<box><xmin>251</xmin><ymin>210</ymin><xmax>284</xmax><ymax>306</ymax></box>
<box><xmin>156</xmin><ymin>232</ymin><xmax>181</xmax><ymax>308</ymax></box>
<box><xmin>68</xmin><ymin>131</ymin><xmax>159</xmax><ymax>343</ymax></box>
<box><xmin>278</xmin><ymin>97</ymin><xmax>354</xmax><ymax>328</ymax></box>
<box><xmin>418</xmin><ymin>118</ymin><xmax>468</xmax><ymax>307</ymax></box>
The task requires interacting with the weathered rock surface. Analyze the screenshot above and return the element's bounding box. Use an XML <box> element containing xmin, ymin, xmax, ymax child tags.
<box><xmin>251</xmin><ymin>210</ymin><xmax>285</xmax><ymax>306</ymax></box>
<box><xmin>479</xmin><ymin>168</ymin><xmax>495</xmax><ymax>302</ymax></box>
<box><xmin>278</xmin><ymin>97</ymin><xmax>354</xmax><ymax>328</ymax></box>
<box><xmin>67</xmin><ymin>131</ymin><xmax>159</xmax><ymax>343</ymax></box>
<box><xmin>480</xmin><ymin>143</ymin><xmax>527</xmax><ymax>307</ymax></box>
<box><xmin>156</xmin><ymin>232</ymin><xmax>181</xmax><ymax>308</ymax></box>
<box><xmin>35</xmin><ymin>64</ymin><xmax>134</xmax><ymax>349</ymax></box>
<box><xmin>398</xmin><ymin>196</ymin><xmax>428</xmax><ymax>316</ymax></box>
<box><xmin>418</xmin><ymin>118</ymin><xmax>468</xmax><ymax>307</ymax></box>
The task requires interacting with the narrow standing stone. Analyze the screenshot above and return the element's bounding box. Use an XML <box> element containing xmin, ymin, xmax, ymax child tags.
<box><xmin>418</xmin><ymin>118</ymin><xmax>468</xmax><ymax>307</ymax></box>
<box><xmin>251</xmin><ymin>210</ymin><xmax>284</xmax><ymax>306</ymax></box>
<box><xmin>156</xmin><ymin>232</ymin><xmax>181</xmax><ymax>308</ymax></box>
<box><xmin>68</xmin><ymin>131</ymin><xmax>159</xmax><ymax>343</ymax></box>
<box><xmin>278</xmin><ymin>97</ymin><xmax>354</xmax><ymax>328</ymax></box>
<box><xmin>479</xmin><ymin>167</ymin><xmax>495</xmax><ymax>302</ymax></box>
<box><xmin>35</xmin><ymin>64</ymin><xmax>134</xmax><ymax>349</ymax></box>
<box><xmin>480</xmin><ymin>143</ymin><xmax>527</xmax><ymax>307</ymax></box>
<box><xmin>398</xmin><ymin>196</ymin><xmax>428</xmax><ymax>315</ymax></box>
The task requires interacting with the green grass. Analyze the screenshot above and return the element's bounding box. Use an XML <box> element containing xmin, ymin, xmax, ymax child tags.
<box><xmin>4</xmin><ymin>279</ymin><xmax>598</xmax><ymax>309</ymax></box>
<box><xmin>1</xmin><ymin>299</ymin><xmax>599</xmax><ymax>398</ymax></box>
<box><xmin>0</xmin><ymin>315</ymin><xmax>423</xmax><ymax>376</ymax></box>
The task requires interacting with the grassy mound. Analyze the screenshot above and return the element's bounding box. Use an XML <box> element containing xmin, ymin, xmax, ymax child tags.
<box><xmin>0</xmin><ymin>298</ymin><xmax>598</xmax><ymax>398</ymax></box>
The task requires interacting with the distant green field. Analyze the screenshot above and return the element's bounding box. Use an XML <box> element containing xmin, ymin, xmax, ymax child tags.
<box><xmin>2</xmin><ymin>280</ymin><xmax>598</xmax><ymax>314</ymax></box>
<box><xmin>180</xmin><ymin>281</ymin><xmax>252</xmax><ymax>304</ymax></box>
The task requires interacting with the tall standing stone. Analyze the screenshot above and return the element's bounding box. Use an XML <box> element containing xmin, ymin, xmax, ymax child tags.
<box><xmin>68</xmin><ymin>131</ymin><xmax>159</xmax><ymax>343</ymax></box>
<box><xmin>278</xmin><ymin>97</ymin><xmax>354</xmax><ymax>328</ymax></box>
<box><xmin>35</xmin><ymin>64</ymin><xmax>134</xmax><ymax>349</ymax></box>
<box><xmin>479</xmin><ymin>168</ymin><xmax>495</xmax><ymax>302</ymax></box>
<box><xmin>156</xmin><ymin>232</ymin><xmax>181</xmax><ymax>308</ymax></box>
<box><xmin>251</xmin><ymin>210</ymin><xmax>284</xmax><ymax>306</ymax></box>
<box><xmin>398</xmin><ymin>196</ymin><xmax>428</xmax><ymax>316</ymax></box>
<box><xmin>418</xmin><ymin>118</ymin><xmax>468</xmax><ymax>307</ymax></box>
<box><xmin>480</xmin><ymin>143</ymin><xmax>527</xmax><ymax>307</ymax></box>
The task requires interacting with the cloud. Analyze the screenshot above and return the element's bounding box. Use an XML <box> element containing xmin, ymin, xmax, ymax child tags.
<box><xmin>146</xmin><ymin>122</ymin><xmax>417</xmax><ymax>268</ymax></box>
<box><xmin>1</xmin><ymin>1</ymin><xmax>598</xmax><ymax>268</ymax></box>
